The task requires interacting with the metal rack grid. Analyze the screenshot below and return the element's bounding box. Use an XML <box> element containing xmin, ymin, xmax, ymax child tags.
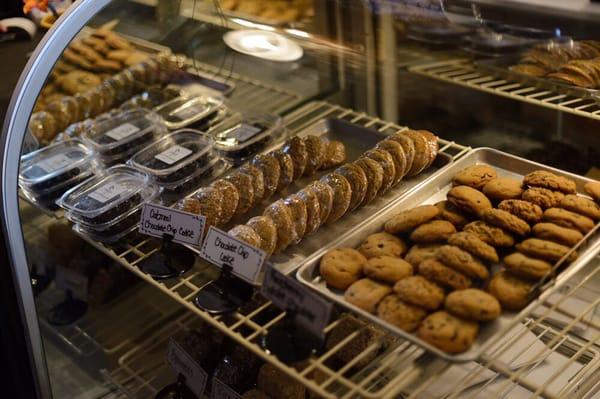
<box><xmin>409</xmin><ymin>59</ymin><xmax>600</xmax><ymax>121</ymax></box>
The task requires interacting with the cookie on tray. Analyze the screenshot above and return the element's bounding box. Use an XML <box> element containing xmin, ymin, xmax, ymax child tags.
<box><xmin>228</xmin><ymin>225</ymin><xmax>262</xmax><ymax>248</ymax></box>
<box><xmin>194</xmin><ymin>187</ymin><xmax>224</xmax><ymax>230</ymax></box>
<box><xmin>452</xmin><ymin>164</ymin><xmax>498</xmax><ymax>190</ymax></box>
<box><xmin>386</xmin><ymin>133</ymin><xmax>415</xmax><ymax>176</ymax></box>
<box><xmin>210</xmin><ymin>179</ymin><xmax>240</xmax><ymax>225</ymax></box>
<box><xmin>321</xmin><ymin>140</ymin><xmax>346</xmax><ymax>170</ymax></box>
<box><xmin>516</xmin><ymin>238</ymin><xmax>577</xmax><ymax>262</ymax></box>
<box><xmin>488</xmin><ymin>270</ymin><xmax>533</xmax><ymax>311</ymax></box>
<box><xmin>239</xmin><ymin>163</ymin><xmax>266</xmax><ymax>205</ymax></box>
<box><xmin>282</xmin><ymin>136</ymin><xmax>308</xmax><ymax>180</ymax></box>
<box><xmin>297</xmin><ymin>188</ymin><xmax>321</xmax><ymax>235</ymax></box>
<box><xmin>482</xmin><ymin>178</ymin><xmax>524</xmax><ymax>201</ymax></box>
<box><xmin>522</xmin><ymin>187</ymin><xmax>565</xmax><ymax>209</ymax></box>
<box><xmin>273</xmin><ymin>150</ymin><xmax>294</xmax><ymax>191</ymax></box>
<box><xmin>359</xmin><ymin>232</ymin><xmax>407</xmax><ymax>259</ymax></box>
<box><xmin>404</xmin><ymin>244</ymin><xmax>442</xmax><ymax>268</ymax></box>
<box><xmin>393</xmin><ymin>275</ymin><xmax>445</xmax><ymax>310</ymax></box>
<box><xmin>363</xmin><ymin>149</ymin><xmax>396</xmax><ymax>192</ymax></box>
<box><xmin>447</xmin><ymin>232</ymin><xmax>499</xmax><ymax>263</ymax></box>
<box><xmin>498</xmin><ymin>199</ymin><xmax>543</xmax><ymax>224</ymax></box>
<box><xmin>532</xmin><ymin>223</ymin><xmax>583</xmax><ymax>247</ymax></box>
<box><xmin>444</xmin><ymin>289</ymin><xmax>501</xmax><ymax>322</ymax></box>
<box><xmin>303</xmin><ymin>135</ymin><xmax>327</xmax><ymax>175</ymax></box>
<box><xmin>463</xmin><ymin>221</ymin><xmax>515</xmax><ymax>248</ymax></box>
<box><xmin>419</xmin><ymin>130</ymin><xmax>439</xmax><ymax>168</ymax></box>
<box><xmin>436</xmin><ymin>245</ymin><xmax>489</xmax><ymax>280</ymax></box>
<box><xmin>376</xmin><ymin>294</ymin><xmax>427</xmax><ymax>332</ymax></box>
<box><xmin>283</xmin><ymin>194</ymin><xmax>308</xmax><ymax>244</ymax></box>
<box><xmin>435</xmin><ymin>200</ymin><xmax>470</xmax><ymax>228</ymax></box>
<box><xmin>354</xmin><ymin>157</ymin><xmax>384</xmax><ymax>205</ymax></box>
<box><xmin>523</xmin><ymin>170</ymin><xmax>577</xmax><ymax>194</ymax></box>
<box><xmin>320</xmin><ymin>248</ymin><xmax>366</xmax><ymax>290</ymax></box>
<box><xmin>263</xmin><ymin>200</ymin><xmax>296</xmax><ymax>253</ymax></box>
<box><xmin>246</xmin><ymin>216</ymin><xmax>277</xmax><ymax>256</ymax></box>
<box><xmin>503</xmin><ymin>252</ymin><xmax>552</xmax><ymax>280</ymax></box>
<box><xmin>252</xmin><ymin>153</ymin><xmax>281</xmax><ymax>199</ymax></box>
<box><xmin>560</xmin><ymin>194</ymin><xmax>600</xmax><ymax>221</ymax></box>
<box><xmin>384</xmin><ymin>204</ymin><xmax>440</xmax><ymax>234</ymax></box>
<box><xmin>224</xmin><ymin>172</ymin><xmax>255</xmax><ymax>217</ymax></box>
<box><xmin>364</xmin><ymin>256</ymin><xmax>413</xmax><ymax>284</ymax></box>
<box><xmin>480</xmin><ymin>208</ymin><xmax>531</xmax><ymax>236</ymax></box>
<box><xmin>376</xmin><ymin>139</ymin><xmax>407</xmax><ymax>183</ymax></box>
<box><xmin>306</xmin><ymin>180</ymin><xmax>334</xmax><ymax>224</ymax></box>
<box><xmin>542</xmin><ymin>207</ymin><xmax>595</xmax><ymax>234</ymax></box>
<box><xmin>344</xmin><ymin>278</ymin><xmax>392</xmax><ymax>313</ymax></box>
<box><xmin>403</xmin><ymin>130</ymin><xmax>430</xmax><ymax>176</ymax></box>
<box><xmin>335</xmin><ymin>163</ymin><xmax>368</xmax><ymax>211</ymax></box>
<box><xmin>321</xmin><ymin>173</ymin><xmax>352</xmax><ymax>223</ymax></box>
<box><xmin>418</xmin><ymin>258</ymin><xmax>472</xmax><ymax>291</ymax></box>
<box><xmin>584</xmin><ymin>181</ymin><xmax>600</xmax><ymax>203</ymax></box>
<box><xmin>409</xmin><ymin>220</ymin><xmax>456</xmax><ymax>244</ymax></box>
<box><xmin>447</xmin><ymin>185</ymin><xmax>492</xmax><ymax>216</ymax></box>
<box><xmin>417</xmin><ymin>311</ymin><xmax>479</xmax><ymax>354</ymax></box>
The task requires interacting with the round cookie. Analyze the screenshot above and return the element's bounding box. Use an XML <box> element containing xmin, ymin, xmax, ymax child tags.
<box><xmin>447</xmin><ymin>232</ymin><xmax>499</xmax><ymax>263</ymax></box>
<box><xmin>523</xmin><ymin>170</ymin><xmax>577</xmax><ymax>194</ymax></box>
<box><xmin>532</xmin><ymin>223</ymin><xmax>583</xmax><ymax>247</ymax></box>
<box><xmin>320</xmin><ymin>248</ymin><xmax>366</xmax><ymax>290</ymax></box>
<box><xmin>211</xmin><ymin>179</ymin><xmax>240</xmax><ymax>225</ymax></box>
<box><xmin>498</xmin><ymin>199</ymin><xmax>543</xmax><ymax>224</ymax></box>
<box><xmin>321</xmin><ymin>140</ymin><xmax>347</xmax><ymax>169</ymax></box>
<box><xmin>239</xmin><ymin>163</ymin><xmax>266</xmax><ymax>205</ymax></box>
<box><xmin>435</xmin><ymin>200</ymin><xmax>470</xmax><ymax>228</ymax></box>
<box><xmin>384</xmin><ymin>205</ymin><xmax>440</xmax><ymax>234</ymax></box>
<box><xmin>447</xmin><ymin>185</ymin><xmax>493</xmax><ymax>216</ymax></box>
<box><xmin>273</xmin><ymin>150</ymin><xmax>294</xmax><ymax>191</ymax></box>
<box><xmin>488</xmin><ymin>270</ymin><xmax>533</xmax><ymax>311</ymax></box>
<box><xmin>417</xmin><ymin>311</ymin><xmax>479</xmax><ymax>354</ymax></box>
<box><xmin>246</xmin><ymin>216</ymin><xmax>277</xmax><ymax>256</ymax></box>
<box><xmin>386</xmin><ymin>133</ymin><xmax>415</xmax><ymax>176</ymax></box>
<box><xmin>344</xmin><ymin>279</ymin><xmax>392</xmax><ymax>313</ymax></box>
<box><xmin>516</xmin><ymin>238</ymin><xmax>577</xmax><ymax>262</ymax></box>
<box><xmin>403</xmin><ymin>130</ymin><xmax>430</xmax><ymax>176</ymax></box>
<box><xmin>306</xmin><ymin>181</ymin><xmax>334</xmax><ymax>223</ymax></box>
<box><xmin>419</xmin><ymin>130</ymin><xmax>439</xmax><ymax>168</ymax></box>
<box><xmin>376</xmin><ymin>295</ymin><xmax>427</xmax><ymax>332</ymax></box>
<box><xmin>283</xmin><ymin>194</ymin><xmax>308</xmax><ymax>244</ymax></box>
<box><xmin>364</xmin><ymin>256</ymin><xmax>413</xmax><ymax>284</ymax></box>
<box><xmin>354</xmin><ymin>157</ymin><xmax>384</xmax><ymax>205</ymax></box>
<box><xmin>194</xmin><ymin>187</ymin><xmax>224</xmax><ymax>230</ymax></box>
<box><xmin>282</xmin><ymin>136</ymin><xmax>308</xmax><ymax>180</ymax></box>
<box><xmin>263</xmin><ymin>200</ymin><xmax>296</xmax><ymax>253</ymax></box>
<box><xmin>228</xmin><ymin>225</ymin><xmax>262</xmax><ymax>248</ymax></box>
<box><xmin>61</xmin><ymin>70</ymin><xmax>102</xmax><ymax>95</ymax></box>
<box><xmin>393</xmin><ymin>275</ymin><xmax>445</xmax><ymax>310</ymax></box>
<box><xmin>252</xmin><ymin>153</ymin><xmax>281</xmax><ymax>199</ymax></box>
<box><xmin>224</xmin><ymin>172</ymin><xmax>255</xmax><ymax>217</ymax></box>
<box><xmin>584</xmin><ymin>181</ymin><xmax>600</xmax><ymax>203</ymax></box>
<box><xmin>542</xmin><ymin>207</ymin><xmax>594</xmax><ymax>234</ymax></box>
<box><xmin>436</xmin><ymin>245</ymin><xmax>489</xmax><ymax>280</ymax></box>
<box><xmin>481</xmin><ymin>209</ymin><xmax>531</xmax><ymax>237</ymax></box>
<box><xmin>503</xmin><ymin>252</ymin><xmax>553</xmax><ymax>280</ymax></box>
<box><xmin>335</xmin><ymin>163</ymin><xmax>368</xmax><ymax>211</ymax></box>
<box><xmin>522</xmin><ymin>187</ymin><xmax>565</xmax><ymax>209</ymax></box>
<box><xmin>359</xmin><ymin>232</ymin><xmax>407</xmax><ymax>258</ymax></box>
<box><xmin>173</xmin><ymin>197</ymin><xmax>201</xmax><ymax>214</ymax></box>
<box><xmin>418</xmin><ymin>258</ymin><xmax>472</xmax><ymax>291</ymax></box>
<box><xmin>463</xmin><ymin>221</ymin><xmax>515</xmax><ymax>248</ymax></box>
<box><xmin>409</xmin><ymin>220</ymin><xmax>456</xmax><ymax>244</ymax></box>
<box><xmin>560</xmin><ymin>194</ymin><xmax>600</xmax><ymax>221</ymax></box>
<box><xmin>482</xmin><ymin>178</ymin><xmax>524</xmax><ymax>201</ymax></box>
<box><xmin>376</xmin><ymin>139</ymin><xmax>407</xmax><ymax>183</ymax></box>
<box><xmin>452</xmin><ymin>164</ymin><xmax>498</xmax><ymax>190</ymax></box>
<box><xmin>363</xmin><ymin>149</ymin><xmax>396</xmax><ymax>192</ymax></box>
<box><xmin>445</xmin><ymin>289</ymin><xmax>501</xmax><ymax>321</ymax></box>
<box><xmin>321</xmin><ymin>173</ymin><xmax>352</xmax><ymax>223</ymax></box>
<box><xmin>298</xmin><ymin>188</ymin><xmax>321</xmax><ymax>235</ymax></box>
<box><xmin>303</xmin><ymin>135</ymin><xmax>327</xmax><ymax>175</ymax></box>
<box><xmin>404</xmin><ymin>244</ymin><xmax>442</xmax><ymax>268</ymax></box>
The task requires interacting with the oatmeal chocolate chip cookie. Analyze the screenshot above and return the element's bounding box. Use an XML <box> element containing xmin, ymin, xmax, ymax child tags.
<box><xmin>61</xmin><ymin>70</ymin><xmax>102</xmax><ymax>95</ymax></box>
<box><xmin>359</xmin><ymin>232</ymin><xmax>408</xmax><ymax>259</ymax></box>
<box><xmin>522</xmin><ymin>187</ymin><xmax>565</xmax><ymax>209</ymax></box>
<box><xmin>273</xmin><ymin>150</ymin><xmax>294</xmax><ymax>191</ymax></box>
<box><xmin>452</xmin><ymin>164</ymin><xmax>498</xmax><ymax>190</ymax></box>
<box><xmin>503</xmin><ymin>252</ymin><xmax>552</xmax><ymax>280</ymax></box>
<box><xmin>498</xmin><ymin>199</ymin><xmax>543</xmax><ymax>224</ymax></box>
<box><xmin>321</xmin><ymin>140</ymin><xmax>347</xmax><ymax>170</ymax></box>
<box><xmin>436</xmin><ymin>245</ymin><xmax>489</xmax><ymax>280</ymax></box>
<box><xmin>516</xmin><ymin>238</ymin><xmax>577</xmax><ymax>262</ymax></box>
<box><xmin>376</xmin><ymin>139</ymin><xmax>407</xmax><ymax>183</ymax></box>
<box><xmin>321</xmin><ymin>173</ymin><xmax>352</xmax><ymax>223</ymax></box>
<box><xmin>447</xmin><ymin>185</ymin><xmax>493</xmax><ymax>216</ymax></box>
<box><xmin>405</xmin><ymin>244</ymin><xmax>442</xmax><ymax>268</ymax></box>
<box><xmin>306</xmin><ymin>181</ymin><xmax>334</xmax><ymax>223</ymax></box>
<box><xmin>344</xmin><ymin>279</ymin><xmax>392</xmax><ymax>313</ymax></box>
<box><xmin>363</xmin><ymin>149</ymin><xmax>396</xmax><ymax>192</ymax></box>
<box><xmin>447</xmin><ymin>232</ymin><xmax>499</xmax><ymax>263</ymax></box>
<box><xmin>386</xmin><ymin>133</ymin><xmax>415</xmax><ymax>176</ymax></box>
<box><xmin>584</xmin><ymin>181</ymin><xmax>600</xmax><ymax>203</ymax></box>
<box><xmin>283</xmin><ymin>194</ymin><xmax>308</xmax><ymax>243</ymax></box>
<box><xmin>335</xmin><ymin>163</ymin><xmax>368</xmax><ymax>211</ymax></box>
<box><xmin>376</xmin><ymin>294</ymin><xmax>427</xmax><ymax>332</ymax></box>
<box><xmin>417</xmin><ymin>311</ymin><xmax>479</xmax><ymax>354</ymax></box>
<box><xmin>532</xmin><ymin>223</ymin><xmax>583</xmax><ymax>247</ymax></box>
<box><xmin>482</xmin><ymin>178</ymin><xmax>524</xmax><ymax>201</ymax></box>
<box><xmin>194</xmin><ymin>187</ymin><xmax>224</xmax><ymax>229</ymax></box>
<box><xmin>463</xmin><ymin>221</ymin><xmax>515</xmax><ymax>248</ymax></box>
<box><xmin>239</xmin><ymin>163</ymin><xmax>266</xmax><ymax>205</ymax></box>
<box><xmin>543</xmin><ymin>207</ymin><xmax>595</xmax><ymax>234</ymax></box>
<box><xmin>320</xmin><ymin>248</ymin><xmax>366</xmax><ymax>290</ymax></box>
<box><xmin>210</xmin><ymin>180</ymin><xmax>240</xmax><ymax>225</ymax></box>
<box><xmin>393</xmin><ymin>275</ymin><xmax>445</xmax><ymax>310</ymax></box>
<box><xmin>252</xmin><ymin>153</ymin><xmax>281</xmax><ymax>199</ymax></box>
<box><xmin>364</xmin><ymin>256</ymin><xmax>413</xmax><ymax>284</ymax></box>
<box><xmin>524</xmin><ymin>170</ymin><xmax>577</xmax><ymax>194</ymax></box>
<box><xmin>560</xmin><ymin>194</ymin><xmax>600</xmax><ymax>221</ymax></box>
<box><xmin>173</xmin><ymin>197</ymin><xmax>201</xmax><ymax>215</ymax></box>
<box><xmin>263</xmin><ymin>200</ymin><xmax>296</xmax><ymax>253</ymax></box>
<box><xmin>246</xmin><ymin>216</ymin><xmax>277</xmax><ymax>256</ymax></box>
<box><xmin>228</xmin><ymin>225</ymin><xmax>262</xmax><ymax>248</ymax></box>
<box><xmin>354</xmin><ymin>157</ymin><xmax>384</xmax><ymax>205</ymax></box>
<box><xmin>403</xmin><ymin>130</ymin><xmax>430</xmax><ymax>176</ymax></box>
<box><xmin>418</xmin><ymin>258</ymin><xmax>472</xmax><ymax>291</ymax></box>
<box><xmin>488</xmin><ymin>270</ymin><xmax>533</xmax><ymax>311</ymax></box>
<box><xmin>445</xmin><ymin>289</ymin><xmax>501</xmax><ymax>322</ymax></box>
<box><xmin>303</xmin><ymin>135</ymin><xmax>327</xmax><ymax>175</ymax></box>
<box><xmin>297</xmin><ymin>188</ymin><xmax>321</xmax><ymax>235</ymax></box>
<box><xmin>282</xmin><ymin>136</ymin><xmax>308</xmax><ymax>180</ymax></box>
<box><xmin>435</xmin><ymin>200</ymin><xmax>470</xmax><ymax>228</ymax></box>
<box><xmin>481</xmin><ymin>209</ymin><xmax>531</xmax><ymax>237</ymax></box>
<box><xmin>224</xmin><ymin>172</ymin><xmax>255</xmax><ymax>217</ymax></box>
<box><xmin>409</xmin><ymin>220</ymin><xmax>456</xmax><ymax>244</ymax></box>
<box><xmin>418</xmin><ymin>130</ymin><xmax>439</xmax><ymax>168</ymax></box>
<box><xmin>384</xmin><ymin>205</ymin><xmax>440</xmax><ymax>234</ymax></box>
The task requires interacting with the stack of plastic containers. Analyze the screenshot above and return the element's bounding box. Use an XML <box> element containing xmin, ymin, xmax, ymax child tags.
<box><xmin>154</xmin><ymin>94</ymin><xmax>225</xmax><ymax>130</ymax></box>
<box><xmin>57</xmin><ymin>165</ymin><xmax>161</xmax><ymax>244</ymax></box>
<box><xmin>19</xmin><ymin>139</ymin><xmax>97</xmax><ymax>209</ymax></box>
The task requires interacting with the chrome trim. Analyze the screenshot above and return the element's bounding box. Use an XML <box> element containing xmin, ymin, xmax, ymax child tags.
<box><xmin>0</xmin><ymin>0</ymin><xmax>112</xmax><ymax>397</ymax></box>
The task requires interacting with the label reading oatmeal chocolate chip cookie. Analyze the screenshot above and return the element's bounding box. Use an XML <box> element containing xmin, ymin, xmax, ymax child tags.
<box><xmin>139</xmin><ymin>203</ymin><xmax>206</xmax><ymax>246</ymax></box>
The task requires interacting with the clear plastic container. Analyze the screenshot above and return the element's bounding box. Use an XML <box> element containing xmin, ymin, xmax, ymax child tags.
<box><xmin>67</xmin><ymin>202</ymin><xmax>143</xmax><ymax>236</ymax></box>
<box><xmin>209</xmin><ymin>112</ymin><xmax>284</xmax><ymax>163</ymax></box>
<box><xmin>160</xmin><ymin>154</ymin><xmax>223</xmax><ymax>193</ymax></box>
<box><xmin>129</xmin><ymin>129</ymin><xmax>215</xmax><ymax>185</ymax></box>
<box><xmin>57</xmin><ymin>165</ymin><xmax>160</xmax><ymax>226</ymax></box>
<box><xmin>154</xmin><ymin>95</ymin><xmax>224</xmax><ymax>130</ymax></box>
<box><xmin>73</xmin><ymin>222</ymin><xmax>141</xmax><ymax>245</ymax></box>
<box><xmin>83</xmin><ymin>108</ymin><xmax>167</xmax><ymax>157</ymax></box>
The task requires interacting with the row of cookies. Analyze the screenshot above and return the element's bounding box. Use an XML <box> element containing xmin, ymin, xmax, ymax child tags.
<box><xmin>220</xmin><ymin>0</ymin><xmax>314</xmax><ymax>24</ymax></box>
<box><xmin>223</xmin><ymin>129</ymin><xmax>440</xmax><ymax>257</ymax></box>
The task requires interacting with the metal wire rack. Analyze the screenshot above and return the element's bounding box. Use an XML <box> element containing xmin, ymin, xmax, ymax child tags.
<box><xmin>409</xmin><ymin>59</ymin><xmax>600</xmax><ymax>121</ymax></box>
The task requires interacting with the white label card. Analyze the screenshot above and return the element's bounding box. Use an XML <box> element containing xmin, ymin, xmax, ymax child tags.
<box><xmin>211</xmin><ymin>377</ymin><xmax>242</xmax><ymax>399</ymax></box>
<box><xmin>155</xmin><ymin>145</ymin><xmax>193</xmax><ymax>165</ymax></box>
<box><xmin>173</xmin><ymin>104</ymin><xmax>206</xmax><ymax>120</ymax></box>
<box><xmin>139</xmin><ymin>203</ymin><xmax>206</xmax><ymax>246</ymax></box>
<box><xmin>105</xmin><ymin>123</ymin><xmax>140</xmax><ymax>141</ymax></box>
<box><xmin>228</xmin><ymin>124</ymin><xmax>262</xmax><ymax>143</ymax></box>
<box><xmin>261</xmin><ymin>265</ymin><xmax>333</xmax><ymax>339</ymax></box>
<box><xmin>200</xmin><ymin>226</ymin><xmax>266</xmax><ymax>284</ymax></box>
<box><xmin>166</xmin><ymin>339</ymin><xmax>208</xmax><ymax>398</ymax></box>
<box><xmin>88</xmin><ymin>182</ymin><xmax>128</xmax><ymax>203</ymax></box>
<box><xmin>55</xmin><ymin>266</ymin><xmax>88</xmax><ymax>300</ymax></box>
<box><xmin>36</xmin><ymin>154</ymin><xmax>72</xmax><ymax>173</ymax></box>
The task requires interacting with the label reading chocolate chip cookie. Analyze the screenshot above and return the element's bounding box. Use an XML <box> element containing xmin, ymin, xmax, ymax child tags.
<box><xmin>140</xmin><ymin>203</ymin><xmax>206</xmax><ymax>246</ymax></box>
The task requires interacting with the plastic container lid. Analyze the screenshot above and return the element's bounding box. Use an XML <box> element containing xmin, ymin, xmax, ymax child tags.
<box><xmin>129</xmin><ymin>129</ymin><xmax>215</xmax><ymax>184</ymax></box>
<box><xmin>154</xmin><ymin>95</ymin><xmax>224</xmax><ymax>130</ymax></box>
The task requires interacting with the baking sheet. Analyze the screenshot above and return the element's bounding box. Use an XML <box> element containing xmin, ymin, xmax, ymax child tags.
<box><xmin>296</xmin><ymin>147</ymin><xmax>600</xmax><ymax>362</ymax></box>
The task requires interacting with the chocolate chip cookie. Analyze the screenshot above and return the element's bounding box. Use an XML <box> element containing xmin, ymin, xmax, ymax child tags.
<box><xmin>503</xmin><ymin>252</ymin><xmax>552</xmax><ymax>280</ymax></box>
<box><xmin>452</xmin><ymin>164</ymin><xmax>497</xmax><ymax>190</ymax></box>
<box><xmin>239</xmin><ymin>163</ymin><xmax>266</xmax><ymax>205</ymax></box>
<box><xmin>409</xmin><ymin>220</ymin><xmax>456</xmax><ymax>243</ymax></box>
<box><xmin>435</xmin><ymin>200</ymin><xmax>470</xmax><ymax>228</ymax></box>
<box><xmin>273</xmin><ymin>150</ymin><xmax>294</xmax><ymax>191</ymax></box>
<box><xmin>252</xmin><ymin>153</ymin><xmax>280</xmax><ymax>199</ymax></box>
<box><xmin>447</xmin><ymin>232</ymin><xmax>499</xmax><ymax>263</ymax></box>
<box><xmin>359</xmin><ymin>232</ymin><xmax>407</xmax><ymax>258</ymax></box>
<box><xmin>344</xmin><ymin>279</ymin><xmax>392</xmax><ymax>313</ymax></box>
<box><xmin>498</xmin><ymin>199</ymin><xmax>543</xmax><ymax>224</ymax></box>
<box><xmin>447</xmin><ymin>185</ymin><xmax>493</xmax><ymax>216</ymax></box>
<box><xmin>516</xmin><ymin>238</ymin><xmax>577</xmax><ymax>262</ymax></box>
<box><xmin>376</xmin><ymin>139</ymin><xmax>407</xmax><ymax>183</ymax></box>
<box><xmin>210</xmin><ymin>179</ymin><xmax>239</xmax><ymax>225</ymax></box>
<box><xmin>335</xmin><ymin>163</ymin><xmax>368</xmax><ymax>211</ymax></box>
<box><xmin>532</xmin><ymin>222</ymin><xmax>583</xmax><ymax>246</ymax></box>
<box><xmin>584</xmin><ymin>181</ymin><xmax>600</xmax><ymax>203</ymax></box>
<box><xmin>488</xmin><ymin>270</ymin><xmax>533</xmax><ymax>311</ymax></box>
<box><xmin>354</xmin><ymin>157</ymin><xmax>384</xmax><ymax>205</ymax></box>
<box><xmin>386</xmin><ymin>133</ymin><xmax>415</xmax><ymax>176</ymax></box>
<box><xmin>246</xmin><ymin>216</ymin><xmax>277</xmax><ymax>256</ymax></box>
<box><xmin>403</xmin><ymin>130</ymin><xmax>430</xmax><ymax>176</ymax></box>
<box><xmin>481</xmin><ymin>208</ymin><xmax>531</xmax><ymax>236</ymax></box>
<box><xmin>306</xmin><ymin>181</ymin><xmax>334</xmax><ymax>223</ymax></box>
<box><xmin>419</xmin><ymin>130</ymin><xmax>439</xmax><ymax>168</ymax></box>
<box><xmin>393</xmin><ymin>275</ymin><xmax>445</xmax><ymax>310</ymax></box>
<box><xmin>463</xmin><ymin>221</ymin><xmax>515</xmax><ymax>247</ymax></box>
<box><xmin>321</xmin><ymin>140</ymin><xmax>347</xmax><ymax>170</ymax></box>
<box><xmin>298</xmin><ymin>188</ymin><xmax>321</xmax><ymax>235</ymax></box>
<box><xmin>419</xmin><ymin>258</ymin><xmax>472</xmax><ymax>290</ymax></box>
<box><xmin>282</xmin><ymin>136</ymin><xmax>307</xmax><ymax>180</ymax></box>
<box><xmin>364</xmin><ymin>256</ymin><xmax>413</xmax><ymax>283</ymax></box>
<box><xmin>263</xmin><ymin>200</ymin><xmax>296</xmax><ymax>253</ymax></box>
<box><xmin>303</xmin><ymin>135</ymin><xmax>326</xmax><ymax>175</ymax></box>
<box><xmin>320</xmin><ymin>248</ymin><xmax>366</xmax><ymax>290</ymax></box>
<box><xmin>417</xmin><ymin>311</ymin><xmax>479</xmax><ymax>354</ymax></box>
<box><xmin>436</xmin><ymin>245</ymin><xmax>489</xmax><ymax>280</ymax></box>
<box><xmin>228</xmin><ymin>225</ymin><xmax>262</xmax><ymax>248</ymax></box>
<box><xmin>376</xmin><ymin>294</ymin><xmax>427</xmax><ymax>332</ymax></box>
<box><xmin>522</xmin><ymin>187</ymin><xmax>565</xmax><ymax>209</ymax></box>
<box><xmin>321</xmin><ymin>173</ymin><xmax>352</xmax><ymax>223</ymax></box>
<box><xmin>445</xmin><ymin>289</ymin><xmax>501</xmax><ymax>321</ymax></box>
<box><xmin>560</xmin><ymin>194</ymin><xmax>600</xmax><ymax>221</ymax></box>
<box><xmin>482</xmin><ymin>178</ymin><xmax>524</xmax><ymax>201</ymax></box>
<box><xmin>404</xmin><ymin>244</ymin><xmax>442</xmax><ymax>268</ymax></box>
<box><xmin>543</xmin><ymin>207</ymin><xmax>595</xmax><ymax>233</ymax></box>
<box><xmin>524</xmin><ymin>170</ymin><xmax>577</xmax><ymax>194</ymax></box>
<box><xmin>363</xmin><ymin>149</ymin><xmax>396</xmax><ymax>192</ymax></box>
<box><xmin>384</xmin><ymin>205</ymin><xmax>440</xmax><ymax>234</ymax></box>
<box><xmin>284</xmin><ymin>194</ymin><xmax>308</xmax><ymax>244</ymax></box>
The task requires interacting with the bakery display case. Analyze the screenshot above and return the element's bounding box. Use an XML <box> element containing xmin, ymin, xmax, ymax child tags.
<box><xmin>2</xmin><ymin>0</ymin><xmax>600</xmax><ymax>398</ymax></box>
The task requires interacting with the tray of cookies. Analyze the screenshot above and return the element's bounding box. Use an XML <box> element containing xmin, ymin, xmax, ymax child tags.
<box><xmin>296</xmin><ymin>147</ymin><xmax>600</xmax><ymax>362</ymax></box>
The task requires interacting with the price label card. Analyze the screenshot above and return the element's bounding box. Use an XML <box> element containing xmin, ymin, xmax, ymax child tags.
<box><xmin>88</xmin><ymin>182</ymin><xmax>127</xmax><ymax>203</ymax></box>
<box><xmin>261</xmin><ymin>265</ymin><xmax>333</xmax><ymax>339</ymax></box>
<box><xmin>105</xmin><ymin>123</ymin><xmax>140</xmax><ymax>141</ymax></box>
<box><xmin>155</xmin><ymin>145</ymin><xmax>193</xmax><ymax>165</ymax></box>
<box><xmin>139</xmin><ymin>203</ymin><xmax>206</xmax><ymax>246</ymax></box>
<box><xmin>36</xmin><ymin>154</ymin><xmax>72</xmax><ymax>174</ymax></box>
<box><xmin>200</xmin><ymin>226</ymin><xmax>266</xmax><ymax>284</ymax></box>
<box><xmin>55</xmin><ymin>266</ymin><xmax>88</xmax><ymax>300</ymax></box>
<box><xmin>166</xmin><ymin>339</ymin><xmax>208</xmax><ymax>398</ymax></box>
<box><xmin>211</xmin><ymin>377</ymin><xmax>242</xmax><ymax>399</ymax></box>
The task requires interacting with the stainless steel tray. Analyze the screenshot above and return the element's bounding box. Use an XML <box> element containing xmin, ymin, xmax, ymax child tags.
<box><xmin>296</xmin><ymin>147</ymin><xmax>600</xmax><ymax>362</ymax></box>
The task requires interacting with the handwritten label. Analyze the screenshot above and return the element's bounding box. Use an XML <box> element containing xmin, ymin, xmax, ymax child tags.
<box><xmin>166</xmin><ymin>339</ymin><xmax>208</xmax><ymax>398</ymax></box>
<box><xmin>200</xmin><ymin>226</ymin><xmax>266</xmax><ymax>284</ymax></box>
<box><xmin>155</xmin><ymin>145</ymin><xmax>193</xmax><ymax>165</ymax></box>
<box><xmin>36</xmin><ymin>154</ymin><xmax>72</xmax><ymax>174</ymax></box>
<box><xmin>211</xmin><ymin>377</ymin><xmax>242</xmax><ymax>399</ymax></box>
<box><xmin>139</xmin><ymin>203</ymin><xmax>206</xmax><ymax>246</ymax></box>
<box><xmin>55</xmin><ymin>266</ymin><xmax>88</xmax><ymax>300</ymax></box>
<box><xmin>105</xmin><ymin>123</ymin><xmax>140</xmax><ymax>141</ymax></box>
<box><xmin>261</xmin><ymin>265</ymin><xmax>332</xmax><ymax>339</ymax></box>
<box><xmin>88</xmin><ymin>182</ymin><xmax>127</xmax><ymax>203</ymax></box>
